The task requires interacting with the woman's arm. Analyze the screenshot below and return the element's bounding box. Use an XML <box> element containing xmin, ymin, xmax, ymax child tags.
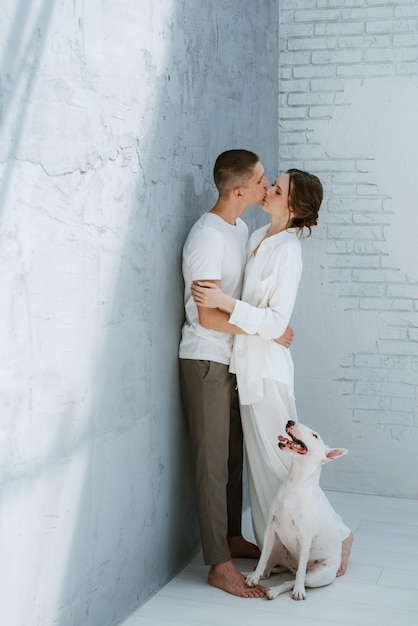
<box><xmin>194</xmin><ymin>279</ymin><xmax>247</xmax><ymax>334</ymax></box>
<box><xmin>193</xmin><ymin>244</ymin><xmax>302</xmax><ymax>340</ymax></box>
<box><xmin>192</xmin><ymin>281</ymin><xmax>236</xmax><ymax>313</ymax></box>
<box><xmin>229</xmin><ymin>253</ymin><xmax>302</xmax><ymax>339</ymax></box>
<box><xmin>192</xmin><ymin>281</ymin><xmax>294</xmax><ymax>346</ymax></box>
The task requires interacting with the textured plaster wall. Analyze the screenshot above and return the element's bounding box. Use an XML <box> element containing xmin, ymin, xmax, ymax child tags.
<box><xmin>279</xmin><ymin>0</ymin><xmax>418</xmax><ymax>498</ymax></box>
<box><xmin>0</xmin><ymin>1</ymin><xmax>278</xmax><ymax>625</ymax></box>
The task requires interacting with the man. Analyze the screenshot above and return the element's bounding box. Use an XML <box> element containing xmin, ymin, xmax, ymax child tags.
<box><xmin>179</xmin><ymin>150</ymin><xmax>291</xmax><ymax>597</ymax></box>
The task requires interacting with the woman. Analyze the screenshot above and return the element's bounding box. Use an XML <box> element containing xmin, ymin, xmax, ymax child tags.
<box><xmin>192</xmin><ymin>169</ymin><xmax>353</xmax><ymax>573</ymax></box>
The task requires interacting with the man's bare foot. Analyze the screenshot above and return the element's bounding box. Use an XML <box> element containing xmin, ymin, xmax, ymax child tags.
<box><xmin>208</xmin><ymin>561</ymin><xmax>265</xmax><ymax>598</ymax></box>
<box><xmin>337</xmin><ymin>532</ymin><xmax>354</xmax><ymax>577</ymax></box>
<box><xmin>227</xmin><ymin>535</ymin><xmax>261</xmax><ymax>559</ymax></box>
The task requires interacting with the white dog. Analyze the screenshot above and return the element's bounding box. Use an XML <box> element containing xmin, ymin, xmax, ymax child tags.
<box><xmin>246</xmin><ymin>420</ymin><xmax>348</xmax><ymax>601</ymax></box>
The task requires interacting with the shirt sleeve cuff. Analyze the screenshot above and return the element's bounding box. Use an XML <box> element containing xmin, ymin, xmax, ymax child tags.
<box><xmin>228</xmin><ymin>299</ymin><xmax>263</xmax><ymax>335</ymax></box>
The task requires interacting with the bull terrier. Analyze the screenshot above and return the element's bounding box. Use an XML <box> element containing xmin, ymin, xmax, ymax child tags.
<box><xmin>246</xmin><ymin>420</ymin><xmax>348</xmax><ymax>600</ymax></box>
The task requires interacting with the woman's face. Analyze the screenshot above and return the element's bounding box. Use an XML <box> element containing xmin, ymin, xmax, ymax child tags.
<box><xmin>261</xmin><ymin>173</ymin><xmax>292</xmax><ymax>222</ymax></box>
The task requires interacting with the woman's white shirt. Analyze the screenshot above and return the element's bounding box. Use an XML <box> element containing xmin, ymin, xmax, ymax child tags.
<box><xmin>229</xmin><ymin>225</ymin><xmax>302</xmax><ymax>405</ymax></box>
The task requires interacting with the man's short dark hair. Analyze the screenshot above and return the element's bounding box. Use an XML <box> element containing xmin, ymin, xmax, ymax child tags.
<box><xmin>213</xmin><ymin>149</ymin><xmax>260</xmax><ymax>197</ymax></box>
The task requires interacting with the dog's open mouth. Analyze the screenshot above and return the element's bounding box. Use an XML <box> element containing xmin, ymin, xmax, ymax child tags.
<box><xmin>278</xmin><ymin>433</ymin><xmax>307</xmax><ymax>455</ymax></box>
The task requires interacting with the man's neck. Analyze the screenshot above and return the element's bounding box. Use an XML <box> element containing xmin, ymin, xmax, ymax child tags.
<box><xmin>209</xmin><ymin>197</ymin><xmax>245</xmax><ymax>226</ymax></box>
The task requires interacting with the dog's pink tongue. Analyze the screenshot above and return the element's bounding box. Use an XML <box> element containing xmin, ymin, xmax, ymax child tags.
<box><xmin>278</xmin><ymin>435</ymin><xmax>292</xmax><ymax>447</ymax></box>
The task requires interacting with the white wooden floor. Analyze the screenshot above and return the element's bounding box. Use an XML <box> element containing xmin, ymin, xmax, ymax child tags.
<box><xmin>120</xmin><ymin>491</ymin><xmax>418</xmax><ymax>626</ymax></box>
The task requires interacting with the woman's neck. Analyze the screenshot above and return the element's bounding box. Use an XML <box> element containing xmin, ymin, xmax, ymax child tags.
<box><xmin>266</xmin><ymin>216</ymin><xmax>290</xmax><ymax>238</ymax></box>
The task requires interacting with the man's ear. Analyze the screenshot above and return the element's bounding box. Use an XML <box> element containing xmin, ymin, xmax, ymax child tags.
<box><xmin>233</xmin><ymin>186</ymin><xmax>243</xmax><ymax>199</ymax></box>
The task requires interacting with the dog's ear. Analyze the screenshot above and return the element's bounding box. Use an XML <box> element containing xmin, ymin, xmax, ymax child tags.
<box><xmin>325</xmin><ymin>447</ymin><xmax>348</xmax><ymax>462</ymax></box>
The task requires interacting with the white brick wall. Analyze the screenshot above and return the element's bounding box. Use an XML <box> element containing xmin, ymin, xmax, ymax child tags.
<box><xmin>279</xmin><ymin>0</ymin><xmax>418</xmax><ymax>497</ymax></box>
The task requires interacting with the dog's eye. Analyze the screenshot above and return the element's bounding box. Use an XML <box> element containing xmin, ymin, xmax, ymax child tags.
<box><xmin>312</xmin><ymin>433</ymin><xmax>318</xmax><ymax>439</ymax></box>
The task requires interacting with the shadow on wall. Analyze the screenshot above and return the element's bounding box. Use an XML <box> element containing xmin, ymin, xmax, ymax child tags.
<box><xmin>55</xmin><ymin>196</ymin><xmax>202</xmax><ymax>626</ymax></box>
<box><xmin>55</xmin><ymin>30</ymin><xmax>203</xmax><ymax>626</ymax></box>
<box><xmin>55</xmin><ymin>2</ymin><xmax>279</xmax><ymax>623</ymax></box>
<box><xmin>0</xmin><ymin>0</ymin><xmax>55</xmax><ymax>213</ymax></box>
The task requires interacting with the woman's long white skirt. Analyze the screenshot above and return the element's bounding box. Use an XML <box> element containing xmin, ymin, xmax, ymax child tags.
<box><xmin>240</xmin><ymin>379</ymin><xmax>350</xmax><ymax>549</ymax></box>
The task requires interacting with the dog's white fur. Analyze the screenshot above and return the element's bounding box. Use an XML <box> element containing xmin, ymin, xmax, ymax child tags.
<box><xmin>246</xmin><ymin>420</ymin><xmax>348</xmax><ymax>601</ymax></box>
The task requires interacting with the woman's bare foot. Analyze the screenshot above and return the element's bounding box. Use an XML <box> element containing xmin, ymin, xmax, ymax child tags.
<box><xmin>337</xmin><ymin>532</ymin><xmax>354</xmax><ymax>577</ymax></box>
<box><xmin>227</xmin><ymin>535</ymin><xmax>261</xmax><ymax>559</ymax></box>
<box><xmin>208</xmin><ymin>561</ymin><xmax>265</xmax><ymax>598</ymax></box>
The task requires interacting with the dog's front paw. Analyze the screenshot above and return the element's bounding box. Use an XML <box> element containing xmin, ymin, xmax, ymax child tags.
<box><xmin>292</xmin><ymin>586</ymin><xmax>307</xmax><ymax>601</ymax></box>
<box><xmin>266</xmin><ymin>587</ymin><xmax>279</xmax><ymax>600</ymax></box>
<box><xmin>245</xmin><ymin>573</ymin><xmax>260</xmax><ymax>588</ymax></box>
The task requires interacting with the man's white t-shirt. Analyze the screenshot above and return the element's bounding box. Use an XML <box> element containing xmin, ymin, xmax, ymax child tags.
<box><xmin>179</xmin><ymin>212</ymin><xmax>248</xmax><ymax>365</ymax></box>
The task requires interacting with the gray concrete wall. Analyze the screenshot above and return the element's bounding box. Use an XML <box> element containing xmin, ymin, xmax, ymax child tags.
<box><xmin>0</xmin><ymin>1</ymin><xmax>278</xmax><ymax>625</ymax></box>
<box><xmin>279</xmin><ymin>0</ymin><xmax>418</xmax><ymax>498</ymax></box>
